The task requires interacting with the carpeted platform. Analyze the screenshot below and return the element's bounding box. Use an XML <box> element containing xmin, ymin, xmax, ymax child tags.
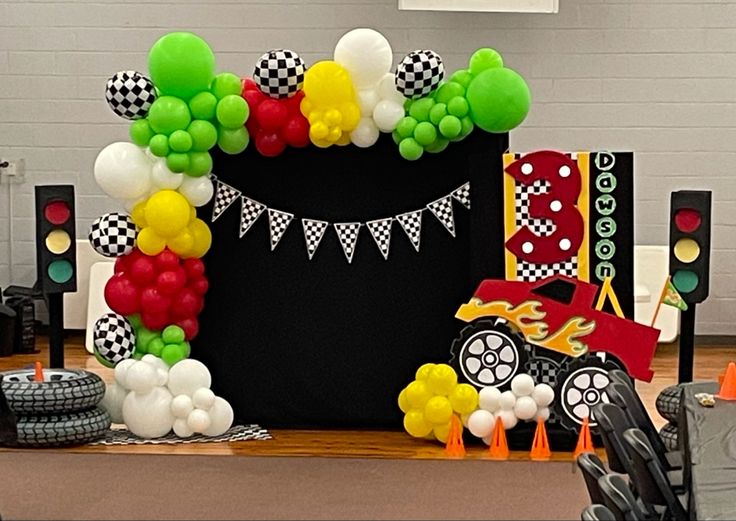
<box><xmin>0</xmin><ymin>452</ymin><xmax>588</xmax><ymax>520</ymax></box>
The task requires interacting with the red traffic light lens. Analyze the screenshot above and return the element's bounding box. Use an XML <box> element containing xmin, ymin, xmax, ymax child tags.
<box><xmin>44</xmin><ymin>201</ymin><xmax>71</xmax><ymax>225</ymax></box>
<box><xmin>674</xmin><ymin>208</ymin><xmax>701</xmax><ymax>233</ymax></box>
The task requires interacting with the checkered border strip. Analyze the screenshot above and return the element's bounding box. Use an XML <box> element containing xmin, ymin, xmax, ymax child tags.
<box><xmin>91</xmin><ymin>424</ymin><xmax>272</xmax><ymax>445</ymax></box>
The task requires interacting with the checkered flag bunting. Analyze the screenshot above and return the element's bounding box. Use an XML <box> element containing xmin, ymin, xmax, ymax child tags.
<box><xmin>268</xmin><ymin>209</ymin><xmax>294</xmax><ymax>250</ymax></box>
<box><xmin>334</xmin><ymin>222</ymin><xmax>361</xmax><ymax>263</ymax></box>
<box><xmin>451</xmin><ymin>182</ymin><xmax>471</xmax><ymax>209</ymax></box>
<box><xmin>212</xmin><ymin>180</ymin><xmax>241</xmax><ymax>222</ymax></box>
<box><xmin>396</xmin><ymin>210</ymin><xmax>423</xmax><ymax>252</ymax></box>
<box><xmin>366</xmin><ymin>218</ymin><xmax>393</xmax><ymax>260</ymax></box>
<box><xmin>426</xmin><ymin>195</ymin><xmax>456</xmax><ymax>237</ymax></box>
<box><xmin>302</xmin><ymin>218</ymin><xmax>329</xmax><ymax>260</ymax></box>
<box><xmin>239</xmin><ymin>196</ymin><xmax>267</xmax><ymax>238</ymax></box>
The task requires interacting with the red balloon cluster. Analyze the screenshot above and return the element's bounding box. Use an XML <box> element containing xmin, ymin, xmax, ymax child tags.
<box><xmin>105</xmin><ymin>248</ymin><xmax>208</xmax><ymax>340</ymax></box>
<box><xmin>242</xmin><ymin>78</ymin><xmax>310</xmax><ymax>157</ymax></box>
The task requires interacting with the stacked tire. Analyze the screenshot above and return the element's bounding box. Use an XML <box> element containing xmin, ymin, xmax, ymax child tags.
<box><xmin>0</xmin><ymin>368</ymin><xmax>111</xmax><ymax>446</ymax></box>
<box><xmin>656</xmin><ymin>384</ymin><xmax>683</xmax><ymax>450</ymax></box>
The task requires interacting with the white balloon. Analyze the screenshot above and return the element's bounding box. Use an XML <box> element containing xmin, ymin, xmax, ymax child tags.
<box><xmin>94</xmin><ymin>142</ymin><xmax>153</xmax><ymax>201</ymax></box>
<box><xmin>122</xmin><ymin>386</ymin><xmax>174</xmax><ymax>438</ymax></box>
<box><xmin>532</xmin><ymin>383</ymin><xmax>555</xmax><ymax>407</ymax></box>
<box><xmin>187</xmin><ymin>409</ymin><xmax>212</xmax><ymax>433</ymax></box>
<box><xmin>497</xmin><ymin>409</ymin><xmax>518</xmax><ymax>430</ymax></box>
<box><xmin>173</xmin><ymin>418</ymin><xmax>194</xmax><ymax>438</ymax></box>
<box><xmin>178</xmin><ymin>175</ymin><xmax>214</xmax><ymax>207</ymax></box>
<box><xmin>100</xmin><ymin>381</ymin><xmax>128</xmax><ymax>424</ymax></box>
<box><xmin>142</xmin><ymin>355</ymin><xmax>170</xmax><ymax>386</ymax></box>
<box><xmin>357</xmin><ymin>89</ymin><xmax>380</xmax><ymax>116</ymax></box>
<box><xmin>514</xmin><ymin>396</ymin><xmax>538</xmax><ymax>421</ymax></box>
<box><xmin>479</xmin><ymin>386</ymin><xmax>502</xmax><ymax>412</ymax></box>
<box><xmin>334</xmin><ymin>28</ymin><xmax>393</xmax><ymax>89</ymax></box>
<box><xmin>536</xmin><ymin>407</ymin><xmax>551</xmax><ymax>422</ymax></box>
<box><xmin>499</xmin><ymin>390</ymin><xmax>517</xmax><ymax>410</ymax></box>
<box><xmin>125</xmin><ymin>361</ymin><xmax>158</xmax><ymax>395</ymax></box>
<box><xmin>350</xmin><ymin>117</ymin><xmax>380</xmax><ymax>148</ymax></box>
<box><xmin>192</xmin><ymin>388</ymin><xmax>216</xmax><ymax>410</ymax></box>
<box><xmin>170</xmin><ymin>394</ymin><xmax>194</xmax><ymax>419</ymax></box>
<box><xmin>121</xmin><ymin>196</ymin><xmax>147</xmax><ymax>213</ymax></box>
<box><xmin>377</xmin><ymin>73</ymin><xmax>406</xmax><ymax>104</ymax></box>
<box><xmin>167</xmin><ymin>359</ymin><xmax>211</xmax><ymax>397</ymax></box>
<box><xmin>114</xmin><ymin>358</ymin><xmax>137</xmax><ymax>389</ymax></box>
<box><xmin>467</xmin><ymin>409</ymin><xmax>495</xmax><ymax>438</ymax></box>
<box><xmin>482</xmin><ymin>435</ymin><xmax>492</xmax><ymax>446</ymax></box>
<box><xmin>151</xmin><ymin>159</ymin><xmax>183</xmax><ymax>190</ymax></box>
<box><xmin>202</xmin><ymin>397</ymin><xmax>234</xmax><ymax>437</ymax></box>
<box><xmin>511</xmin><ymin>374</ymin><xmax>535</xmax><ymax>397</ymax></box>
<box><xmin>372</xmin><ymin>100</ymin><xmax>405</xmax><ymax>133</ymax></box>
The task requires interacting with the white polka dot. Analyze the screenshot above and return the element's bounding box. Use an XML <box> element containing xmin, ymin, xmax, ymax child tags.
<box><xmin>559</xmin><ymin>165</ymin><xmax>571</xmax><ymax>178</ymax></box>
<box><xmin>522</xmin><ymin>242</ymin><xmax>534</xmax><ymax>254</ymax></box>
<box><xmin>550</xmin><ymin>200</ymin><xmax>562</xmax><ymax>212</ymax></box>
<box><xmin>559</xmin><ymin>238</ymin><xmax>571</xmax><ymax>251</ymax></box>
<box><xmin>521</xmin><ymin>163</ymin><xmax>533</xmax><ymax>175</ymax></box>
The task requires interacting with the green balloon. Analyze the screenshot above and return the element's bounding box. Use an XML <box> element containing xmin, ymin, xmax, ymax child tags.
<box><xmin>466</xmin><ymin>67</ymin><xmax>531</xmax><ymax>133</ymax></box>
<box><xmin>161</xmin><ymin>342</ymin><xmax>187</xmax><ymax>366</ymax></box>
<box><xmin>182</xmin><ymin>341</ymin><xmax>191</xmax><ymax>358</ymax></box>
<box><xmin>169</xmin><ymin>129</ymin><xmax>193</xmax><ymax>153</ymax></box>
<box><xmin>147</xmin><ymin>337</ymin><xmax>165</xmax><ymax>357</ymax></box>
<box><xmin>167</xmin><ymin>152</ymin><xmax>190</xmax><ymax>173</ymax></box>
<box><xmin>447</xmin><ymin>96</ymin><xmax>469</xmax><ymax>118</ymax></box>
<box><xmin>399</xmin><ymin>137</ymin><xmax>424</xmax><ymax>161</ymax></box>
<box><xmin>148</xmin><ymin>32</ymin><xmax>216</xmax><ymax>100</ymax></box>
<box><xmin>395</xmin><ymin>116</ymin><xmax>418</xmax><ymax>139</ymax></box>
<box><xmin>147</xmin><ymin>96</ymin><xmax>192</xmax><ymax>135</ymax></box>
<box><xmin>129</xmin><ymin>119</ymin><xmax>154</xmax><ymax>147</ymax></box>
<box><xmin>217</xmin><ymin>127</ymin><xmax>249</xmax><ymax>155</ymax></box>
<box><xmin>434</xmin><ymin>82</ymin><xmax>465</xmax><ymax>104</ymax></box>
<box><xmin>162</xmin><ymin>325</ymin><xmax>185</xmax><ymax>345</ymax></box>
<box><xmin>188</xmin><ymin>120</ymin><xmax>218</xmax><ymax>152</ymax></box>
<box><xmin>135</xmin><ymin>327</ymin><xmax>158</xmax><ymax>353</ymax></box>
<box><xmin>149</xmin><ymin>134</ymin><xmax>170</xmax><ymax>157</ymax></box>
<box><xmin>189</xmin><ymin>91</ymin><xmax>218</xmax><ymax>121</ymax></box>
<box><xmin>452</xmin><ymin>116</ymin><xmax>475</xmax><ymax>142</ymax></box>
<box><xmin>128</xmin><ymin>314</ymin><xmax>143</xmax><ymax>330</ymax></box>
<box><xmin>132</xmin><ymin>349</ymin><xmax>144</xmax><ymax>360</ymax></box>
<box><xmin>426</xmin><ymin>137</ymin><xmax>450</xmax><ymax>154</ymax></box>
<box><xmin>408</xmin><ymin>98</ymin><xmax>435</xmax><ymax>122</ymax></box>
<box><xmin>413</xmin><ymin>121</ymin><xmax>437</xmax><ymax>146</ymax></box>
<box><xmin>469</xmin><ymin>48</ymin><xmax>504</xmax><ymax>76</ymax></box>
<box><xmin>216</xmin><ymin>95</ymin><xmax>249</xmax><ymax>130</ymax></box>
<box><xmin>93</xmin><ymin>347</ymin><xmax>115</xmax><ymax>368</ymax></box>
<box><xmin>186</xmin><ymin>151</ymin><xmax>213</xmax><ymax>177</ymax></box>
<box><xmin>429</xmin><ymin>103</ymin><xmax>448</xmax><ymax>126</ymax></box>
<box><xmin>392</xmin><ymin>130</ymin><xmax>402</xmax><ymax>144</ymax></box>
<box><xmin>449</xmin><ymin>69</ymin><xmax>473</xmax><ymax>89</ymax></box>
<box><xmin>438</xmin><ymin>115</ymin><xmax>462</xmax><ymax>139</ymax></box>
<box><xmin>211</xmin><ymin>72</ymin><xmax>242</xmax><ymax>99</ymax></box>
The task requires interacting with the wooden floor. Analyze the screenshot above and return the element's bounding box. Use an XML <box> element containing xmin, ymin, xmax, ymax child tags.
<box><xmin>0</xmin><ymin>333</ymin><xmax>732</xmax><ymax>461</ymax></box>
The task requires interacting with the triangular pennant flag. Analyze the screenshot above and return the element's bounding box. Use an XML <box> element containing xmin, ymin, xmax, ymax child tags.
<box><xmin>396</xmin><ymin>210</ymin><xmax>423</xmax><ymax>252</ymax></box>
<box><xmin>267</xmin><ymin>209</ymin><xmax>294</xmax><ymax>250</ymax></box>
<box><xmin>366</xmin><ymin>218</ymin><xmax>393</xmax><ymax>260</ymax></box>
<box><xmin>211</xmin><ymin>180</ymin><xmax>241</xmax><ymax>222</ymax></box>
<box><xmin>426</xmin><ymin>195</ymin><xmax>456</xmax><ymax>237</ymax></box>
<box><xmin>451</xmin><ymin>182</ymin><xmax>471</xmax><ymax>209</ymax></box>
<box><xmin>334</xmin><ymin>222</ymin><xmax>361</xmax><ymax>263</ymax></box>
<box><xmin>239</xmin><ymin>196</ymin><xmax>267</xmax><ymax>238</ymax></box>
<box><xmin>662</xmin><ymin>278</ymin><xmax>688</xmax><ymax>311</ymax></box>
<box><xmin>302</xmin><ymin>218</ymin><xmax>329</xmax><ymax>260</ymax></box>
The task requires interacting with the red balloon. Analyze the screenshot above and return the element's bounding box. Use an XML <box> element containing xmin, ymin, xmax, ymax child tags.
<box><xmin>182</xmin><ymin>258</ymin><xmax>205</xmax><ymax>280</ymax></box>
<box><xmin>154</xmin><ymin>249</ymin><xmax>180</xmax><ymax>273</ymax></box>
<box><xmin>284</xmin><ymin>90</ymin><xmax>305</xmax><ymax>113</ymax></box>
<box><xmin>170</xmin><ymin>288</ymin><xmax>201</xmax><ymax>320</ymax></box>
<box><xmin>189</xmin><ymin>277</ymin><xmax>209</xmax><ymax>296</ymax></box>
<box><xmin>140</xmin><ymin>287</ymin><xmax>171</xmax><ymax>315</ymax></box>
<box><xmin>281</xmin><ymin>116</ymin><xmax>310</xmax><ymax>148</ymax></box>
<box><xmin>256</xmin><ymin>99</ymin><xmax>289</xmax><ymax>131</ymax></box>
<box><xmin>104</xmin><ymin>274</ymin><xmax>140</xmax><ymax>316</ymax></box>
<box><xmin>243</xmin><ymin>89</ymin><xmax>264</xmax><ymax>110</ymax></box>
<box><xmin>129</xmin><ymin>255</ymin><xmax>157</xmax><ymax>286</ymax></box>
<box><xmin>176</xmin><ymin>317</ymin><xmax>199</xmax><ymax>341</ymax></box>
<box><xmin>242</xmin><ymin>77</ymin><xmax>258</xmax><ymax>92</ymax></box>
<box><xmin>141</xmin><ymin>311</ymin><xmax>169</xmax><ymax>332</ymax></box>
<box><xmin>157</xmin><ymin>268</ymin><xmax>187</xmax><ymax>295</ymax></box>
<box><xmin>255</xmin><ymin>130</ymin><xmax>286</xmax><ymax>157</ymax></box>
<box><xmin>113</xmin><ymin>257</ymin><xmax>128</xmax><ymax>274</ymax></box>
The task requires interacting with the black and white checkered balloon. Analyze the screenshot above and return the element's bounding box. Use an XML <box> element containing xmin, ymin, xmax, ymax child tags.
<box><xmin>93</xmin><ymin>313</ymin><xmax>136</xmax><ymax>367</ymax></box>
<box><xmin>395</xmin><ymin>50</ymin><xmax>444</xmax><ymax>99</ymax></box>
<box><xmin>105</xmin><ymin>70</ymin><xmax>156</xmax><ymax>120</ymax></box>
<box><xmin>88</xmin><ymin>212</ymin><xmax>137</xmax><ymax>258</ymax></box>
<box><xmin>253</xmin><ymin>49</ymin><xmax>306</xmax><ymax>99</ymax></box>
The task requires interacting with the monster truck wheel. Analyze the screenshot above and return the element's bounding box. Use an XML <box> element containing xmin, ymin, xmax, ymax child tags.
<box><xmin>450</xmin><ymin>318</ymin><xmax>528</xmax><ymax>390</ymax></box>
<box><xmin>554</xmin><ymin>354</ymin><xmax>625</xmax><ymax>433</ymax></box>
<box><xmin>12</xmin><ymin>407</ymin><xmax>111</xmax><ymax>447</ymax></box>
<box><xmin>0</xmin><ymin>369</ymin><xmax>105</xmax><ymax>415</ymax></box>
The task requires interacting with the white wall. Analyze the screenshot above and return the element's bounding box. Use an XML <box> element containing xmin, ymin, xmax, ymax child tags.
<box><xmin>1</xmin><ymin>0</ymin><xmax>734</xmax><ymax>333</ymax></box>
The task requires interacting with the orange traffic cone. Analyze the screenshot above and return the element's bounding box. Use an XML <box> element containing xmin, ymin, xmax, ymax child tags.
<box><xmin>444</xmin><ymin>415</ymin><xmax>466</xmax><ymax>458</ymax></box>
<box><xmin>717</xmin><ymin>362</ymin><xmax>736</xmax><ymax>400</ymax></box>
<box><xmin>573</xmin><ymin>416</ymin><xmax>594</xmax><ymax>459</ymax></box>
<box><xmin>530</xmin><ymin>417</ymin><xmax>551</xmax><ymax>461</ymax></box>
<box><xmin>34</xmin><ymin>361</ymin><xmax>44</xmax><ymax>383</ymax></box>
<box><xmin>488</xmin><ymin>416</ymin><xmax>509</xmax><ymax>460</ymax></box>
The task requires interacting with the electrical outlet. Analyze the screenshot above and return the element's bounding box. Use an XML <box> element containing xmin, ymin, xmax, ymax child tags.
<box><xmin>0</xmin><ymin>158</ymin><xmax>26</xmax><ymax>184</ymax></box>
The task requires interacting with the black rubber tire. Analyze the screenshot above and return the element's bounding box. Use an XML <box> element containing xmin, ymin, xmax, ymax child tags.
<box><xmin>13</xmin><ymin>407</ymin><xmax>111</xmax><ymax>447</ymax></box>
<box><xmin>659</xmin><ymin>422</ymin><xmax>678</xmax><ymax>451</ymax></box>
<box><xmin>449</xmin><ymin>318</ymin><xmax>529</xmax><ymax>390</ymax></box>
<box><xmin>656</xmin><ymin>385</ymin><xmax>683</xmax><ymax>424</ymax></box>
<box><xmin>0</xmin><ymin>369</ymin><xmax>105</xmax><ymax>415</ymax></box>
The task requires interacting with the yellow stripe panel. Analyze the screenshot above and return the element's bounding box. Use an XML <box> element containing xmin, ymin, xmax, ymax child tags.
<box><xmin>577</xmin><ymin>152</ymin><xmax>590</xmax><ymax>282</ymax></box>
<box><xmin>503</xmin><ymin>153</ymin><xmax>518</xmax><ymax>281</ymax></box>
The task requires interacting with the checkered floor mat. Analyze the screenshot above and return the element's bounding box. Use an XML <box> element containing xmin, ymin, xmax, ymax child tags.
<box><xmin>90</xmin><ymin>424</ymin><xmax>271</xmax><ymax>445</ymax></box>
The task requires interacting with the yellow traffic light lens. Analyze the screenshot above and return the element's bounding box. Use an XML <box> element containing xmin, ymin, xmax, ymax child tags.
<box><xmin>45</xmin><ymin>229</ymin><xmax>71</xmax><ymax>254</ymax></box>
<box><xmin>674</xmin><ymin>238</ymin><xmax>700</xmax><ymax>263</ymax></box>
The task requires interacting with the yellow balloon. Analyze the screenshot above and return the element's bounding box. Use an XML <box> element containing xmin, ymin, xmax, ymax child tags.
<box><xmin>405</xmin><ymin>380</ymin><xmax>432</xmax><ymax>409</ymax></box>
<box><xmin>449</xmin><ymin>383</ymin><xmax>479</xmax><ymax>415</ymax></box>
<box><xmin>427</xmin><ymin>364</ymin><xmax>458</xmax><ymax>396</ymax></box>
<box><xmin>303</xmin><ymin>61</ymin><xmax>354</xmax><ymax>105</ymax></box>
<box><xmin>403</xmin><ymin>409</ymin><xmax>432</xmax><ymax>438</ymax></box>
<box><xmin>339</xmin><ymin>102</ymin><xmax>361</xmax><ymax>130</ymax></box>
<box><xmin>398</xmin><ymin>388</ymin><xmax>411</xmax><ymax>414</ymax></box>
<box><xmin>324</xmin><ymin>109</ymin><xmax>342</xmax><ymax>127</ymax></box>
<box><xmin>187</xmin><ymin>218</ymin><xmax>212</xmax><ymax>258</ymax></box>
<box><xmin>310</xmin><ymin>122</ymin><xmax>329</xmax><ymax>140</ymax></box>
<box><xmin>335</xmin><ymin>132</ymin><xmax>351</xmax><ymax>146</ymax></box>
<box><xmin>136</xmin><ymin>227</ymin><xmax>166</xmax><ymax>256</ymax></box>
<box><xmin>327</xmin><ymin>126</ymin><xmax>342</xmax><ymax>143</ymax></box>
<box><xmin>424</xmin><ymin>396</ymin><xmax>453</xmax><ymax>425</ymax></box>
<box><xmin>168</xmin><ymin>227</ymin><xmax>195</xmax><ymax>257</ymax></box>
<box><xmin>433</xmin><ymin>420</ymin><xmax>462</xmax><ymax>444</ymax></box>
<box><xmin>189</xmin><ymin>205</ymin><xmax>197</xmax><ymax>223</ymax></box>
<box><xmin>312</xmin><ymin>138</ymin><xmax>332</xmax><ymax>149</ymax></box>
<box><xmin>131</xmin><ymin>201</ymin><xmax>147</xmax><ymax>228</ymax></box>
<box><xmin>415</xmin><ymin>363</ymin><xmax>436</xmax><ymax>381</ymax></box>
<box><xmin>145</xmin><ymin>190</ymin><xmax>191</xmax><ymax>238</ymax></box>
<box><xmin>300</xmin><ymin>97</ymin><xmax>314</xmax><ymax>118</ymax></box>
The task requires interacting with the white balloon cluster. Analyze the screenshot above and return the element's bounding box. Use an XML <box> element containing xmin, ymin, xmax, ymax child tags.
<box><xmin>100</xmin><ymin>355</ymin><xmax>234</xmax><ymax>439</ymax></box>
<box><xmin>333</xmin><ymin>28</ymin><xmax>406</xmax><ymax>148</ymax></box>
<box><xmin>465</xmin><ymin>374</ymin><xmax>555</xmax><ymax>444</ymax></box>
<box><xmin>94</xmin><ymin>142</ymin><xmax>214</xmax><ymax>212</ymax></box>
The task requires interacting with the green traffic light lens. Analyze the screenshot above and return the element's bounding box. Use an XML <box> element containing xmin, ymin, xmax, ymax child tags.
<box><xmin>48</xmin><ymin>260</ymin><xmax>73</xmax><ymax>284</ymax></box>
<box><xmin>672</xmin><ymin>270</ymin><xmax>699</xmax><ymax>294</ymax></box>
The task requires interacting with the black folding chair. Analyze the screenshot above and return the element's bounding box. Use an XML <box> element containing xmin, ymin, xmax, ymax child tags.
<box><xmin>598</xmin><ymin>474</ymin><xmax>650</xmax><ymax>521</ymax></box>
<box><xmin>623</xmin><ymin>428</ymin><xmax>688</xmax><ymax>521</ymax></box>
<box><xmin>577</xmin><ymin>452</ymin><xmax>608</xmax><ymax>505</ymax></box>
<box><xmin>581</xmin><ymin>504</ymin><xmax>617</xmax><ymax>521</ymax></box>
<box><xmin>593</xmin><ymin>403</ymin><xmax>638</xmax><ymax>476</ymax></box>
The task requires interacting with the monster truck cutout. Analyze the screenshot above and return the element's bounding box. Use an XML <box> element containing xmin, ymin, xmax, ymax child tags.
<box><xmin>451</xmin><ymin>275</ymin><xmax>658</xmax><ymax>431</ymax></box>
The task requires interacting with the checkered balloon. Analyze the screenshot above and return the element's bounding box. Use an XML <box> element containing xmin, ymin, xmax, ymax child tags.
<box><xmin>253</xmin><ymin>49</ymin><xmax>306</xmax><ymax>99</ymax></box>
<box><xmin>105</xmin><ymin>70</ymin><xmax>156</xmax><ymax>120</ymax></box>
<box><xmin>88</xmin><ymin>212</ymin><xmax>137</xmax><ymax>258</ymax></box>
<box><xmin>395</xmin><ymin>50</ymin><xmax>444</xmax><ymax>99</ymax></box>
<box><xmin>93</xmin><ymin>313</ymin><xmax>136</xmax><ymax>367</ymax></box>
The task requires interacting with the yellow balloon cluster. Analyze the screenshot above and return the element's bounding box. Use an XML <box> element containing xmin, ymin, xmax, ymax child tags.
<box><xmin>132</xmin><ymin>190</ymin><xmax>212</xmax><ymax>258</ymax></box>
<box><xmin>300</xmin><ymin>61</ymin><xmax>361</xmax><ymax>148</ymax></box>
<box><xmin>398</xmin><ymin>363</ymin><xmax>479</xmax><ymax>443</ymax></box>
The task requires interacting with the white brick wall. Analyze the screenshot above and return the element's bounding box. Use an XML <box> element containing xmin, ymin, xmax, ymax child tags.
<box><xmin>1</xmin><ymin>0</ymin><xmax>734</xmax><ymax>334</ymax></box>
